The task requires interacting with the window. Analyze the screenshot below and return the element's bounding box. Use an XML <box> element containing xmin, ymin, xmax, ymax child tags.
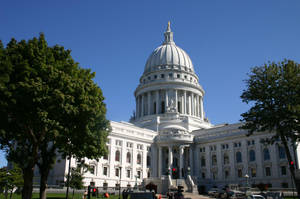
<box><xmin>147</xmin><ymin>156</ymin><xmax>151</xmax><ymax>167</ymax></box>
<box><xmin>251</xmin><ymin>168</ymin><xmax>256</xmax><ymax>177</ymax></box>
<box><xmin>201</xmin><ymin>156</ymin><xmax>206</xmax><ymax>167</ymax></box>
<box><xmin>147</xmin><ymin>146</ymin><xmax>151</xmax><ymax>152</ymax></box>
<box><xmin>103</xmin><ymin>154</ymin><xmax>108</xmax><ymax>160</ymax></box>
<box><xmin>236</xmin><ymin>151</ymin><xmax>242</xmax><ymax>163</ymax></box>
<box><xmin>281</xmin><ymin>183</ymin><xmax>288</xmax><ymax>188</ymax></box>
<box><xmin>90</xmin><ymin>165</ymin><xmax>95</xmax><ymax>174</ymax></box>
<box><xmin>115</xmin><ymin>168</ymin><xmax>120</xmax><ymax>177</ymax></box>
<box><xmin>137</xmin><ymin>144</ymin><xmax>143</xmax><ymax>150</ymax></box>
<box><xmin>278</xmin><ymin>146</ymin><xmax>286</xmax><ymax>159</ymax></box>
<box><xmin>265</xmin><ymin>167</ymin><xmax>271</xmax><ymax>176</ymax></box>
<box><xmin>103</xmin><ymin>167</ymin><xmax>108</xmax><ymax>176</ymax></box>
<box><xmin>223</xmin><ymin>153</ymin><xmax>229</xmax><ymax>165</ymax></box>
<box><xmin>281</xmin><ymin>166</ymin><xmax>287</xmax><ymax>175</ymax></box>
<box><xmin>126</xmin><ymin>152</ymin><xmax>131</xmax><ymax>163</ymax></box>
<box><xmin>115</xmin><ymin>150</ymin><xmax>120</xmax><ymax>162</ymax></box>
<box><xmin>126</xmin><ymin>142</ymin><xmax>133</xmax><ymax>148</ymax></box>
<box><xmin>161</xmin><ymin>101</ymin><xmax>165</xmax><ymax>113</ymax></box>
<box><xmin>202</xmin><ymin>172</ymin><xmax>205</xmax><ymax>179</ymax></box>
<box><xmin>249</xmin><ymin>150</ymin><xmax>256</xmax><ymax>162</ymax></box>
<box><xmin>153</xmin><ymin>102</ymin><xmax>156</xmax><ymax>114</ymax></box>
<box><xmin>127</xmin><ymin>170</ymin><xmax>131</xmax><ymax>178</ymax></box>
<box><xmin>225</xmin><ymin>170</ymin><xmax>229</xmax><ymax>179</ymax></box>
<box><xmin>263</xmin><ymin>148</ymin><xmax>270</xmax><ymax>161</ymax></box>
<box><xmin>177</xmin><ymin>74</ymin><xmax>180</xmax><ymax>78</ymax></box>
<box><xmin>148</xmin><ymin>76</ymin><xmax>151</xmax><ymax>80</ymax></box>
<box><xmin>115</xmin><ymin>140</ymin><xmax>122</xmax><ymax>146</ymax></box>
<box><xmin>238</xmin><ymin>169</ymin><xmax>242</xmax><ymax>178</ymax></box>
<box><xmin>103</xmin><ymin>183</ymin><xmax>108</xmax><ymax>190</ymax></box>
<box><xmin>137</xmin><ymin>154</ymin><xmax>142</xmax><ymax>164</ymax></box>
<box><xmin>161</xmin><ymin>74</ymin><xmax>165</xmax><ymax>78</ymax></box>
<box><xmin>169</xmin><ymin>73</ymin><xmax>173</xmax><ymax>78</ymax></box>
<box><xmin>137</xmin><ymin>170</ymin><xmax>141</xmax><ymax>179</ymax></box>
<box><xmin>212</xmin><ymin>171</ymin><xmax>217</xmax><ymax>180</ymax></box>
<box><xmin>178</xmin><ymin>101</ymin><xmax>181</xmax><ymax>113</ymax></box>
<box><xmin>212</xmin><ymin>154</ymin><xmax>217</xmax><ymax>166</ymax></box>
<box><xmin>154</xmin><ymin>75</ymin><xmax>157</xmax><ymax>79</ymax></box>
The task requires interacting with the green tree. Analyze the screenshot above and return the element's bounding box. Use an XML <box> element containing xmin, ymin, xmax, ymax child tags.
<box><xmin>240</xmin><ymin>60</ymin><xmax>300</xmax><ymax>197</ymax></box>
<box><xmin>0</xmin><ymin>34</ymin><xmax>110</xmax><ymax>199</ymax></box>
<box><xmin>0</xmin><ymin>164</ymin><xmax>23</xmax><ymax>199</ymax></box>
<box><xmin>67</xmin><ymin>166</ymin><xmax>85</xmax><ymax>199</ymax></box>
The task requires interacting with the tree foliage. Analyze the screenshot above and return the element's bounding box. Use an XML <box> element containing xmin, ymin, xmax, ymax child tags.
<box><xmin>0</xmin><ymin>34</ymin><xmax>110</xmax><ymax>199</ymax></box>
<box><xmin>240</xmin><ymin>59</ymin><xmax>300</xmax><ymax>196</ymax></box>
<box><xmin>0</xmin><ymin>164</ymin><xmax>23</xmax><ymax>198</ymax></box>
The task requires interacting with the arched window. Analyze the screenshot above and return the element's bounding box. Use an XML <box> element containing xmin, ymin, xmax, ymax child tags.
<box><xmin>236</xmin><ymin>151</ymin><xmax>242</xmax><ymax>163</ymax></box>
<box><xmin>137</xmin><ymin>154</ymin><xmax>142</xmax><ymax>164</ymax></box>
<box><xmin>147</xmin><ymin>156</ymin><xmax>151</xmax><ymax>167</ymax></box>
<box><xmin>223</xmin><ymin>153</ymin><xmax>229</xmax><ymax>165</ymax></box>
<box><xmin>249</xmin><ymin>150</ymin><xmax>256</xmax><ymax>162</ymax></box>
<box><xmin>126</xmin><ymin>152</ymin><xmax>131</xmax><ymax>163</ymax></box>
<box><xmin>278</xmin><ymin>146</ymin><xmax>286</xmax><ymax>159</ymax></box>
<box><xmin>201</xmin><ymin>156</ymin><xmax>206</xmax><ymax>167</ymax></box>
<box><xmin>263</xmin><ymin>148</ymin><xmax>270</xmax><ymax>161</ymax></box>
<box><xmin>115</xmin><ymin>150</ymin><xmax>120</xmax><ymax>162</ymax></box>
<box><xmin>212</xmin><ymin>154</ymin><xmax>217</xmax><ymax>166</ymax></box>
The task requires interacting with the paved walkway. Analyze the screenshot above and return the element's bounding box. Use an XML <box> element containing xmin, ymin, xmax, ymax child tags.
<box><xmin>183</xmin><ymin>192</ymin><xmax>211</xmax><ymax>199</ymax></box>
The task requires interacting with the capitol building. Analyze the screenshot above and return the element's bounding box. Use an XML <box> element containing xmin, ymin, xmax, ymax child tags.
<box><xmin>46</xmin><ymin>22</ymin><xmax>299</xmax><ymax>193</ymax></box>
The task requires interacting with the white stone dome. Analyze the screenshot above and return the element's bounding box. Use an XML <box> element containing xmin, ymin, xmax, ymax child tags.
<box><xmin>144</xmin><ymin>22</ymin><xmax>194</xmax><ymax>74</ymax></box>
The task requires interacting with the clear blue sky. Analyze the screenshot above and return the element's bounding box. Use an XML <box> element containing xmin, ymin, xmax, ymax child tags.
<box><xmin>1</xmin><ymin>0</ymin><xmax>300</xmax><ymax>167</ymax></box>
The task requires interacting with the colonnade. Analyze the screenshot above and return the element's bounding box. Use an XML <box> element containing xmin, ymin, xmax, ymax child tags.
<box><xmin>136</xmin><ymin>89</ymin><xmax>204</xmax><ymax>119</ymax></box>
<box><xmin>157</xmin><ymin>145</ymin><xmax>193</xmax><ymax>178</ymax></box>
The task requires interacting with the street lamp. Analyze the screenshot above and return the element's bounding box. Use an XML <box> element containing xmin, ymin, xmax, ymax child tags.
<box><xmin>244</xmin><ymin>174</ymin><xmax>249</xmax><ymax>187</ymax></box>
<box><xmin>119</xmin><ymin>166</ymin><xmax>122</xmax><ymax>199</ymax></box>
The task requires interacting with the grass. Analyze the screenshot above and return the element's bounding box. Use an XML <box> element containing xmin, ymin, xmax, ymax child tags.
<box><xmin>0</xmin><ymin>193</ymin><xmax>122</xmax><ymax>199</ymax></box>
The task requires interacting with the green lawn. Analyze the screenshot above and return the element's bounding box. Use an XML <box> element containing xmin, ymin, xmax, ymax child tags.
<box><xmin>0</xmin><ymin>193</ymin><xmax>122</xmax><ymax>199</ymax></box>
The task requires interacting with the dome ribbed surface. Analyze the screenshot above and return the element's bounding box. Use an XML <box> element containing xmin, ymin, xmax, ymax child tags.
<box><xmin>144</xmin><ymin>43</ymin><xmax>194</xmax><ymax>73</ymax></box>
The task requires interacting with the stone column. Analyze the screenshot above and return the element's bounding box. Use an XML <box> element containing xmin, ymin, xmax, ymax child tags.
<box><xmin>175</xmin><ymin>89</ymin><xmax>178</xmax><ymax>112</ymax></box>
<box><xmin>156</xmin><ymin>90</ymin><xmax>159</xmax><ymax>114</ymax></box>
<box><xmin>141</xmin><ymin>94</ymin><xmax>144</xmax><ymax>116</ymax></box>
<box><xmin>191</xmin><ymin>93</ymin><xmax>194</xmax><ymax>116</ymax></box>
<box><xmin>148</xmin><ymin>92</ymin><xmax>151</xmax><ymax>115</ymax></box>
<box><xmin>200</xmin><ymin>97</ymin><xmax>204</xmax><ymax>119</ymax></box>
<box><xmin>181</xmin><ymin>92</ymin><xmax>184</xmax><ymax>114</ymax></box>
<box><xmin>196</xmin><ymin>95</ymin><xmax>199</xmax><ymax>117</ymax></box>
<box><xmin>184</xmin><ymin>90</ymin><xmax>187</xmax><ymax>114</ymax></box>
<box><xmin>168</xmin><ymin>146</ymin><xmax>173</xmax><ymax>171</ymax></box>
<box><xmin>179</xmin><ymin>146</ymin><xmax>184</xmax><ymax>178</ymax></box>
<box><xmin>165</xmin><ymin>90</ymin><xmax>169</xmax><ymax>111</ymax></box>
<box><xmin>188</xmin><ymin>94</ymin><xmax>191</xmax><ymax>115</ymax></box>
<box><xmin>158</xmin><ymin>146</ymin><xmax>162</xmax><ymax>177</ymax></box>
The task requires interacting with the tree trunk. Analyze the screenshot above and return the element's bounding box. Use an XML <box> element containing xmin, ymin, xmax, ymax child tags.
<box><xmin>72</xmin><ymin>189</ymin><xmax>74</xmax><ymax>199</ymax></box>
<box><xmin>39</xmin><ymin>168</ymin><xmax>50</xmax><ymax>199</ymax></box>
<box><xmin>280</xmin><ymin>134</ymin><xmax>300</xmax><ymax>198</ymax></box>
<box><xmin>22</xmin><ymin>167</ymin><xmax>34</xmax><ymax>199</ymax></box>
<box><xmin>9</xmin><ymin>190</ymin><xmax>13</xmax><ymax>199</ymax></box>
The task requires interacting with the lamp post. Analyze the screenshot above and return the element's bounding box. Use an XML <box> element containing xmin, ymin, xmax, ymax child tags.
<box><xmin>244</xmin><ymin>174</ymin><xmax>249</xmax><ymax>187</ymax></box>
<box><xmin>119</xmin><ymin>166</ymin><xmax>122</xmax><ymax>199</ymax></box>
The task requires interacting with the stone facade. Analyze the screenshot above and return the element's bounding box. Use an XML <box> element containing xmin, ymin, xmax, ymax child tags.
<box><xmin>45</xmin><ymin>22</ymin><xmax>300</xmax><ymax>191</ymax></box>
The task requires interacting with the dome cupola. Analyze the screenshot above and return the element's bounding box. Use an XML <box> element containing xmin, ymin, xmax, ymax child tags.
<box><xmin>144</xmin><ymin>22</ymin><xmax>194</xmax><ymax>74</ymax></box>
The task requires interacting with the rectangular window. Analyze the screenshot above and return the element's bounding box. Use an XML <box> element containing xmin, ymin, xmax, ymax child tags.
<box><xmin>137</xmin><ymin>170</ymin><xmax>141</xmax><ymax>179</ymax></box>
<box><xmin>115</xmin><ymin>140</ymin><xmax>122</xmax><ymax>146</ymax></box>
<box><xmin>281</xmin><ymin>166</ymin><xmax>287</xmax><ymax>175</ymax></box>
<box><xmin>115</xmin><ymin>168</ymin><xmax>119</xmax><ymax>177</ymax></box>
<box><xmin>127</xmin><ymin>170</ymin><xmax>131</xmax><ymax>178</ymax></box>
<box><xmin>251</xmin><ymin>168</ymin><xmax>256</xmax><ymax>177</ymax></box>
<box><xmin>127</xmin><ymin>142</ymin><xmax>133</xmax><ymax>148</ymax></box>
<box><xmin>103</xmin><ymin>167</ymin><xmax>108</xmax><ymax>176</ymax></box>
<box><xmin>265</xmin><ymin>167</ymin><xmax>271</xmax><ymax>176</ymax></box>
<box><xmin>238</xmin><ymin>169</ymin><xmax>242</xmax><ymax>178</ymax></box>
<box><xmin>90</xmin><ymin>165</ymin><xmax>95</xmax><ymax>174</ymax></box>
<box><xmin>202</xmin><ymin>172</ymin><xmax>205</xmax><ymax>179</ymax></box>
